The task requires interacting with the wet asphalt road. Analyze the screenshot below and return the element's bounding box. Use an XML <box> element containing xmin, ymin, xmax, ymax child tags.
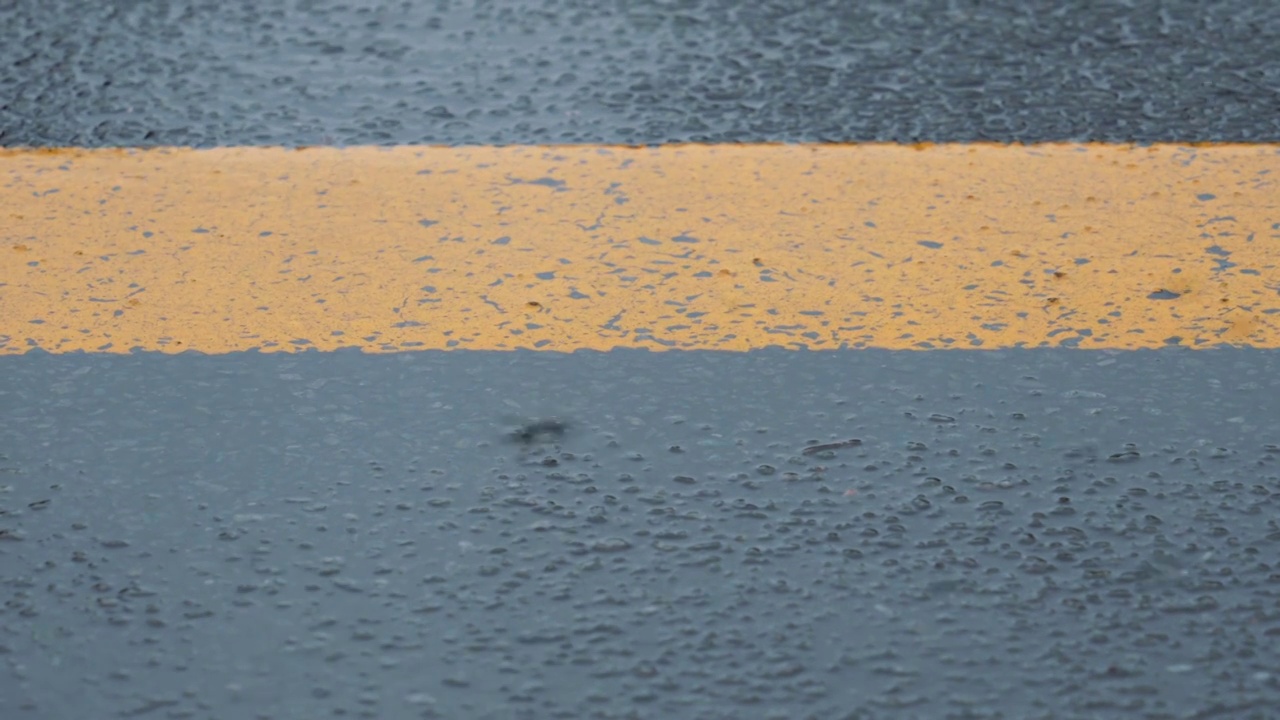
<box><xmin>5</xmin><ymin>349</ymin><xmax>1279</xmax><ymax>719</ymax></box>
<box><xmin>4</xmin><ymin>1</ymin><xmax>1280</xmax><ymax>719</ymax></box>
<box><xmin>3</xmin><ymin>0</ymin><xmax>1279</xmax><ymax>146</ymax></box>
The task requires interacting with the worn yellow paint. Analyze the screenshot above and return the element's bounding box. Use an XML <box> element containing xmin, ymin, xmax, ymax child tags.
<box><xmin>2</xmin><ymin>143</ymin><xmax>1278</xmax><ymax>354</ymax></box>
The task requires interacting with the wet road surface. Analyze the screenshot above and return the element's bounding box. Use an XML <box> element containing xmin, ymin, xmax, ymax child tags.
<box><xmin>3</xmin><ymin>0</ymin><xmax>1278</xmax><ymax>146</ymax></box>
<box><xmin>4</xmin><ymin>349</ymin><xmax>1279</xmax><ymax>718</ymax></box>
<box><xmin>4</xmin><ymin>0</ymin><xmax>1280</xmax><ymax>718</ymax></box>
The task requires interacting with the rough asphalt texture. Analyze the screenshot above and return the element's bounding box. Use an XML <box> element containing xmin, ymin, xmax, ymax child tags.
<box><xmin>2</xmin><ymin>0</ymin><xmax>1279</xmax><ymax>147</ymax></box>
<box><xmin>5</xmin><ymin>350</ymin><xmax>1279</xmax><ymax>719</ymax></box>
<box><xmin>3</xmin><ymin>1</ymin><xmax>1280</xmax><ymax>719</ymax></box>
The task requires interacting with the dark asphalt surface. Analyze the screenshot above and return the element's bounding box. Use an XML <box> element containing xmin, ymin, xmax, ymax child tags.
<box><xmin>4</xmin><ymin>1</ymin><xmax>1280</xmax><ymax>719</ymax></box>
<box><xmin>2</xmin><ymin>0</ymin><xmax>1279</xmax><ymax>147</ymax></box>
<box><xmin>5</xmin><ymin>350</ymin><xmax>1280</xmax><ymax>719</ymax></box>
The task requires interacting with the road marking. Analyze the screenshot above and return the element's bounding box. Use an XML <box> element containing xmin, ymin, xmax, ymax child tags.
<box><xmin>3</xmin><ymin>144</ymin><xmax>1277</xmax><ymax>353</ymax></box>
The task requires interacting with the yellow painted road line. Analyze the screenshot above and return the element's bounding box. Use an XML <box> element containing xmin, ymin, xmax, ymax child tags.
<box><xmin>2</xmin><ymin>144</ymin><xmax>1278</xmax><ymax>354</ymax></box>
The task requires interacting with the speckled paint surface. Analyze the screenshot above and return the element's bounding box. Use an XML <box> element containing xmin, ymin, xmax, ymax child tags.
<box><xmin>6</xmin><ymin>144</ymin><xmax>1279</xmax><ymax>353</ymax></box>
